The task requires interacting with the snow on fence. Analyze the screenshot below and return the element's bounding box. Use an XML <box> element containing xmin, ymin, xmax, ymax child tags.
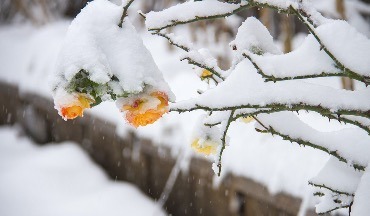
<box><xmin>0</xmin><ymin>80</ymin><xmax>316</xmax><ymax>216</ymax></box>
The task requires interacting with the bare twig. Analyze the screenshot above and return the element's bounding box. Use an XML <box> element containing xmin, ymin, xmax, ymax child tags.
<box><xmin>118</xmin><ymin>0</ymin><xmax>135</xmax><ymax>28</ymax></box>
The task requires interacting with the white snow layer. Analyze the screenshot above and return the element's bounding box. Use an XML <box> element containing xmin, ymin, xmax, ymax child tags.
<box><xmin>251</xmin><ymin>34</ymin><xmax>340</xmax><ymax>78</ymax></box>
<box><xmin>54</xmin><ymin>0</ymin><xmax>172</xmax><ymax>96</ymax></box>
<box><xmin>230</xmin><ymin>17</ymin><xmax>282</xmax><ymax>55</ymax></box>
<box><xmin>258</xmin><ymin>112</ymin><xmax>370</xmax><ymax>168</ymax></box>
<box><xmin>145</xmin><ymin>0</ymin><xmax>244</xmax><ymax>30</ymax></box>
<box><xmin>310</xmin><ymin>157</ymin><xmax>362</xmax><ymax>195</ymax></box>
<box><xmin>316</xmin><ymin>20</ymin><xmax>370</xmax><ymax>77</ymax></box>
<box><xmin>172</xmin><ymin>59</ymin><xmax>370</xmax><ymax>111</ymax></box>
<box><xmin>0</xmin><ymin>126</ymin><xmax>165</xmax><ymax>216</ymax></box>
<box><xmin>352</xmin><ymin>165</ymin><xmax>370</xmax><ymax>215</ymax></box>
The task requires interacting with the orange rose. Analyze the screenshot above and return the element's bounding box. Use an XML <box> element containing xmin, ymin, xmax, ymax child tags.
<box><xmin>122</xmin><ymin>91</ymin><xmax>169</xmax><ymax>127</ymax></box>
<box><xmin>60</xmin><ymin>95</ymin><xmax>93</xmax><ymax>120</ymax></box>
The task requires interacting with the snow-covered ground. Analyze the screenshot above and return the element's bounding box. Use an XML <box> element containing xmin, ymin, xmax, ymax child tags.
<box><xmin>1</xmin><ymin>19</ymin><xmax>357</xmax><ymax>210</ymax></box>
<box><xmin>0</xmin><ymin>126</ymin><xmax>165</xmax><ymax>216</ymax></box>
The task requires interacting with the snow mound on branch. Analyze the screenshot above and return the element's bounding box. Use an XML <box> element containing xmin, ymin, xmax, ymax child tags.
<box><xmin>258</xmin><ymin>112</ymin><xmax>370</xmax><ymax>169</ymax></box>
<box><xmin>316</xmin><ymin>20</ymin><xmax>370</xmax><ymax>77</ymax></box>
<box><xmin>352</xmin><ymin>166</ymin><xmax>370</xmax><ymax>215</ymax></box>
<box><xmin>311</xmin><ymin>157</ymin><xmax>362</xmax><ymax>196</ymax></box>
<box><xmin>230</xmin><ymin>17</ymin><xmax>281</xmax><ymax>55</ymax></box>
<box><xmin>54</xmin><ymin>0</ymin><xmax>172</xmax><ymax>96</ymax></box>
<box><xmin>172</xmin><ymin>59</ymin><xmax>370</xmax><ymax>111</ymax></box>
<box><xmin>145</xmin><ymin>0</ymin><xmax>244</xmax><ymax>30</ymax></box>
<box><xmin>252</xmin><ymin>34</ymin><xmax>340</xmax><ymax>78</ymax></box>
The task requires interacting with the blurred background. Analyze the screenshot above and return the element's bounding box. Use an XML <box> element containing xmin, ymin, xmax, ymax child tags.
<box><xmin>0</xmin><ymin>0</ymin><xmax>369</xmax><ymax>215</ymax></box>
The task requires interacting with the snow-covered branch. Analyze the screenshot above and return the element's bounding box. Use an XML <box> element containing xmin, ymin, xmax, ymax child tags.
<box><xmin>145</xmin><ymin>0</ymin><xmax>304</xmax><ymax>32</ymax></box>
<box><xmin>292</xmin><ymin>6</ymin><xmax>370</xmax><ymax>85</ymax></box>
<box><xmin>152</xmin><ymin>31</ymin><xmax>225</xmax><ymax>83</ymax></box>
<box><xmin>255</xmin><ymin>112</ymin><xmax>369</xmax><ymax>171</ymax></box>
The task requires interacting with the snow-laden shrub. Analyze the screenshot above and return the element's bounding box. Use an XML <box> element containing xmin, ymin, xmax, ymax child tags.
<box><xmin>53</xmin><ymin>0</ymin><xmax>370</xmax><ymax>214</ymax></box>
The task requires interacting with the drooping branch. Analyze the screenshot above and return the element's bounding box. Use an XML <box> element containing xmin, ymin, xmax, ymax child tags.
<box><xmin>217</xmin><ymin>109</ymin><xmax>235</xmax><ymax>176</ymax></box>
<box><xmin>118</xmin><ymin>0</ymin><xmax>135</xmax><ymax>28</ymax></box>
<box><xmin>309</xmin><ymin>182</ymin><xmax>354</xmax><ymax>197</ymax></box>
<box><xmin>256</xmin><ymin>124</ymin><xmax>366</xmax><ymax>171</ymax></box>
<box><xmin>325</xmin><ymin>114</ymin><xmax>370</xmax><ymax>135</ymax></box>
<box><xmin>153</xmin><ymin>31</ymin><xmax>190</xmax><ymax>52</ymax></box>
<box><xmin>318</xmin><ymin>203</ymin><xmax>351</xmax><ymax>215</ymax></box>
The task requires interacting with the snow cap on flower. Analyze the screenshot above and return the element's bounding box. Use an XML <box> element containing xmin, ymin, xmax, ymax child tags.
<box><xmin>240</xmin><ymin>116</ymin><xmax>255</xmax><ymax>124</ymax></box>
<box><xmin>190</xmin><ymin>115</ymin><xmax>224</xmax><ymax>156</ymax></box>
<box><xmin>117</xmin><ymin>90</ymin><xmax>169</xmax><ymax>128</ymax></box>
<box><xmin>54</xmin><ymin>89</ymin><xmax>93</xmax><ymax>120</ymax></box>
<box><xmin>200</xmin><ymin>69</ymin><xmax>212</xmax><ymax>79</ymax></box>
<box><xmin>51</xmin><ymin>0</ymin><xmax>174</xmax><ymax>120</ymax></box>
<box><xmin>191</xmin><ymin>138</ymin><xmax>219</xmax><ymax>156</ymax></box>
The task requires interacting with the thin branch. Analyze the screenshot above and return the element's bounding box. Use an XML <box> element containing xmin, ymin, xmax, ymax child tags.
<box><xmin>309</xmin><ymin>182</ymin><xmax>354</xmax><ymax>197</ymax></box>
<box><xmin>181</xmin><ymin>57</ymin><xmax>225</xmax><ymax>82</ymax></box>
<box><xmin>153</xmin><ymin>31</ymin><xmax>224</xmax><ymax>83</ymax></box>
<box><xmin>318</xmin><ymin>204</ymin><xmax>351</xmax><ymax>215</ymax></box>
<box><xmin>217</xmin><ymin>110</ymin><xmax>235</xmax><ymax>176</ymax></box>
<box><xmin>153</xmin><ymin>31</ymin><xmax>190</xmax><ymax>52</ymax></box>
<box><xmin>243</xmin><ymin>52</ymin><xmax>344</xmax><ymax>83</ymax></box>
<box><xmin>118</xmin><ymin>0</ymin><xmax>135</xmax><ymax>28</ymax></box>
<box><xmin>257</xmin><ymin>125</ymin><xmax>365</xmax><ymax>171</ymax></box>
<box><xmin>324</xmin><ymin>114</ymin><xmax>370</xmax><ymax>135</ymax></box>
<box><xmin>171</xmin><ymin>103</ymin><xmax>370</xmax><ymax>119</ymax></box>
<box><xmin>147</xmin><ymin>1</ymin><xmax>295</xmax><ymax>32</ymax></box>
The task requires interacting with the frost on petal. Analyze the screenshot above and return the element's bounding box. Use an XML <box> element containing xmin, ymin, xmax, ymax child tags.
<box><xmin>190</xmin><ymin>116</ymin><xmax>223</xmax><ymax>156</ymax></box>
<box><xmin>54</xmin><ymin>88</ymin><xmax>94</xmax><ymax>120</ymax></box>
<box><xmin>191</xmin><ymin>139</ymin><xmax>218</xmax><ymax>156</ymax></box>
<box><xmin>118</xmin><ymin>91</ymin><xmax>169</xmax><ymax>128</ymax></box>
<box><xmin>240</xmin><ymin>116</ymin><xmax>255</xmax><ymax>124</ymax></box>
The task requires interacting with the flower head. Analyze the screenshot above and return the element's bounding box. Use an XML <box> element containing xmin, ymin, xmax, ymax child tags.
<box><xmin>122</xmin><ymin>91</ymin><xmax>169</xmax><ymax>128</ymax></box>
<box><xmin>240</xmin><ymin>116</ymin><xmax>255</xmax><ymax>124</ymax></box>
<box><xmin>191</xmin><ymin>138</ymin><xmax>218</xmax><ymax>156</ymax></box>
<box><xmin>60</xmin><ymin>95</ymin><xmax>93</xmax><ymax>120</ymax></box>
<box><xmin>200</xmin><ymin>69</ymin><xmax>212</xmax><ymax>79</ymax></box>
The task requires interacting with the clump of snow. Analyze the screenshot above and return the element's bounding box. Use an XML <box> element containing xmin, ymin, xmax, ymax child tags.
<box><xmin>145</xmin><ymin>0</ymin><xmax>245</xmax><ymax>30</ymax></box>
<box><xmin>316</xmin><ymin>20</ymin><xmax>370</xmax><ymax>76</ymax></box>
<box><xmin>252</xmin><ymin>34</ymin><xmax>340</xmax><ymax>78</ymax></box>
<box><xmin>258</xmin><ymin>112</ymin><xmax>370</xmax><ymax>168</ymax></box>
<box><xmin>230</xmin><ymin>17</ymin><xmax>282</xmax><ymax>55</ymax></box>
<box><xmin>311</xmin><ymin>157</ymin><xmax>362</xmax><ymax>196</ymax></box>
<box><xmin>351</xmin><ymin>165</ymin><xmax>370</xmax><ymax>215</ymax></box>
<box><xmin>172</xmin><ymin>60</ymin><xmax>370</xmax><ymax>112</ymax></box>
<box><xmin>0</xmin><ymin>126</ymin><xmax>165</xmax><ymax>216</ymax></box>
<box><xmin>53</xmin><ymin>0</ymin><xmax>173</xmax><ymax>105</ymax></box>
